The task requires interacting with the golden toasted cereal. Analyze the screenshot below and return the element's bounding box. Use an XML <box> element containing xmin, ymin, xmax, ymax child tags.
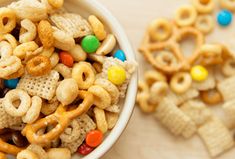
<box><xmin>144</xmin><ymin>70</ymin><xmax>167</xmax><ymax>87</ymax></box>
<box><xmin>148</xmin><ymin>18</ymin><xmax>173</xmax><ymax>42</ymax></box>
<box><xmin>192</xmin><ymin>0</ymin><xmax>215</xmax><ymax>13</ymax></box>
<box><xmin>69</xmin><ymin>45</ymin><xmax>87</xmax><ymax>62</ymax></box>
<box><xmin>26</xmin><ymin>144</ymin><xmax>48</xmax><ymax>159</ymax></box>
<box><xmin>13</xmin><ymin>41</ymin><xmax>39</xmax><ymax>60</ymax></box>
<box><xmin>0</xmin><ymin>41</ymin><xmax>13</xmax><ymax>59</ymax></box>
<box><xmin>50</xmin><ymin>53</ymin><xmax>60</xmax><ymax>68</ymax></box>
<box><xmin>54</xmin><ymin>63</ymin><xmax>72</xmax><ymax>79</ymax></box>
<box><xmin>217</xmin><ymin>76</ymin><xmax>235</xmax><ymax>101</ymax></box>
<box><xmin>137</xmin><ymin>92</ymin><xmax>157</xmax><ymax>113</ymax></box>
<box><xmin>16</xmin><ymin>149</ymin><xmax>39</xmax><ymax>159</ymax></box>
<box><xmin>219</xmin><ymin>0</ymin><xmax>235</xmax><ymax>12</ymax></box>
<box><xmin>41</xmin><ymin>98</ymin><xmax>59</xmax><ymax>116</ymax></box>
<box><xmin>149</xmin><ymin>81</ymin><xmax>168</xmax><ymax>104</ymax></box>
<box><xmin>38</xmin><ymin>20</ymin><xmax>54</xmax><ymax>48</ymax></box>
<box><xmin>192</xmin><ymin>70</ymin><xmax>216</xmax><ymax>91</ymax></box>
<box><xmin>180</xmin><ymin>100</ymin><xmax>212</xmax><ymax>126</ymax></box>
<box><xmin>175</xmin><ymin>5</ymin><xmax>197</xmax><ymax>27</ymax></box>
<box><xmin>222</xmin><ymin>59</ymin><xmax>235</xmax><ymax>77</ymax></box>
<box><xmin>106</xmin><ymin>112</ymin><xmax>119</xmax><ymax>130</ymax></box>
<box><xmin>222</xmin><ymin>99</ymin><xmax>235</xmax><ymax>129</ymax></box>
<box><xmin>19</xmin><ymin>19</ymin><xmax>37</xmax><ymax>43</ymax></box>
<box><xmin>47</xmin><ymin>148</ymin><xmax>71</xmax><ymax>159</ymax></box>
<box><xmin>198</xmin><ymin>118</ymin><xmax>234</xmax><ymax>157</ymax></box>
<box><xmin>40</xmin><ymin>47</ymin><xmax>55</xmax><ymax>58</ymax></box>
<box><xmin>0</xmin><ymin>56</ymin><xmax>22</xmax><ymax>79</ymax></box>
<box><xmin>195</xmin><ymin>15</ymin><xmax>214</xmax><ymax>34</ymax></box>
<box><xmin>170</xmin><ymin>72</ymin><xmax>192</xmax><ymax>94</ymax></box>
<box><xmin>94</xmin><ymin>107</ymin><xmax>108</xmax><ymax>133</ymax></box>
<box><xmin>155</xmin><ymin>98</ymin><xmax>196</xmax><ymax>138</ymax></box>
<box><xmin>88</xmin><ymin>15</ymin><xmax>106</xmax><ymax>40</ymax></box>
<box><xmin>8</xmin><ymin>0</ymin><xmax>48</xmax><ymax>22</ymax></box>
<box><xmin>48</xmin><ymin>0</ymin><xmax>64</xmax><ymax>9</ymax></box>
<box><xmin>201</xmin><ymin>88</ymin><xmax>223</xmax><ymax>105</ymax></box>
<box><xmin>105</xmin><ymin>104</ymin><xmax>121</xmax><ymax>113</ymax></box>
<box><xmin>0</xmin><ymin>34</ymin><xmax>18</xmax><ymax>49</ymax></box>
<box><xmin>0</xmin><ymin>8</ymin><xmax>16</xmax><ymax>34</ymax></box>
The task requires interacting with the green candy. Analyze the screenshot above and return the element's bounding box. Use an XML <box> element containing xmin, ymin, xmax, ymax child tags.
<box><xmin>81</xmin><ymin>35</ymin><xmax>100</xmax><ymax>54</ymax></box>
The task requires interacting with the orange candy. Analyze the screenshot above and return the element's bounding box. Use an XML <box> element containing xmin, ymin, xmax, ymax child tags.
<box><xmin>85</xmin><ymin>130</ymin><xmax>103</xmax><ymax>148</ymax></box>
<box><xmin>59</xmin><ymin>52</ymin><xmax>74</xmax><ymax>67</ymax></box>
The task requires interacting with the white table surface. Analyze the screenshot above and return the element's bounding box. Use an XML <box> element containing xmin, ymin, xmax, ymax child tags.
<box><xmin>98</xmin><ymin>0</ymin><xmax>235</xmax><ymax>159</ymax></box>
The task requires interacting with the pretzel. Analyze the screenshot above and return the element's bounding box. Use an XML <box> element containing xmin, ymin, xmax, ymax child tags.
<box><xmin>190</xmin><ymin>44</ymin><xmax>223</xmax><ymax>66</ymax></box>
<box><xmin>0</xmin><ymin>41</ymin><xmax>13</xmax><ymax>59</ymax></box>
<box><xmin>170</xmin><ymin>72</ymin><xmax>192</xmax><ymax>94</ymax></box>
<box><xmin>38</xmin><ymin>20</ymin><xmax>54</xmax><ymax>48</ymax></box>
<box><xmin>0</xmin><ymin>56</ymin><xmax>22</xmax><ymax>79</ymax></box>
<box><xmin>195</xmin><ymin>15</ymin><xmax>214</xmax><ymax>34</ymax></box>
<box><xmin>222</xmin><ymin>59</ymin><xmax>235</xmax><ymax>77</ymax></box>
<box><xmin>88</xmin><ymin>85</ymin><xmax>111</xmax><ymax>109</ymax></box>
<box><xmin>219</xmin><ymin>0</ymin><xmax>235</xmax><ymax>12</ymax></box>
<box><xmin>94</xmin><ymin>107</ymin><xmax>108</xmax><ymax>133</ymax></box>
<box><xmin>19</xmin><ymin>19</ymin><xmax>37</xmax><ymax>43</ymax></box>
<box><xmin>88</xmin><ymin>15</ymin><xmax>107</xmax><ymax>41</ymax></box>
<box><xmin>56</xmin><ymin>78</ymin><xmax>79</xmax><ymax>106</ymax></box>
<box><xmin>192</xmin><ymin>0</ymin><xmax>215</xmax><ymax>13</ymax></box>
<box><xmin>0</xmin><ymin>152</ymin><xmax>6</xmax><ymax>159</ymax></box>
<box><xmin>26</xmin><ymin>55</ymin><xmax>52</xmax><ymax>76</ymax></box>
<box><xmin>148</xmin><ymin>18</ymin><xmax>173</xmax><ymax>42</ymax></box>
<box><xmin>0</xmin><ymin>34</ymin><xmax>17</xmax><ymax>49</ymax></box>
<box><xmin>13</xmin><ymin>41</ymin><xmax>39</xmax><ymax>60</ymax></box>
<box><xmin>72</xmin><ymin>62</ymin><xmax>95</xmax><ymax>89</ymax></box>
<box><xmin>48</xmin><ymin>0</ymin><xmax>64</xmax><ymax>9</ymax></box>
<box><xmin>22</xmin><ymin>91</ymin><xmax>94</xmax><ymax>145</ymax></box>
<box><xmin>16</xmin><ymin>149</ymin><xmax>39</xmax><ymax>159</ymax></box>
<box><xmin>3</xmin><ymin>89</ymin><xmax>31</xmax><ymax>117</ymax></box>
<box><xmin>201</xmin><ymin>89</ymin><xmax>223</xmax><ymax>105</ymax></box>
<box><xmin>0</xmin><ymin>138</ymin><xmax>23</xmax><ymax>155</ymax></box>
<box><xmin>175</xmin><ymin>5</ymin><xmax>197</xmax><ymax>27</ymax></box>
<box><xmin>0</xmin><ymin>8</ymin><xmax>16</xmax><ymax>34</ymax></box>
<box><xmin>22</xmin><ymin>96</ymin><xmax>42</xmax><ymax>124</ymax></box>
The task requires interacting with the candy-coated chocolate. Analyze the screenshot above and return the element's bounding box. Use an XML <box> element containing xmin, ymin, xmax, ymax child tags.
<box><xmin>113</xmin><ymin>50</ymin><xmax>126</xmax><ymax>62</ymax></box>
<box><xmin>4</xmin><ymin>78</ymin><xmax>19</xmax><ymax>89</ymax></box>
<box><xmin>77</xmin><ymin>143</ymin><xmax>94</xmax><ymax>155</ymax></box>
<box><xmin>190</xmin><ymin>65</ymin><xmax>208</xmax><ymax>82</ymax></box>
<box><xmin>217</xmin><ymin>10</ymin><xmax>233</xmax><ymax>26</ymax></box>
<box><xmin>108</xmin><ymin>66</ymin><xmax>126</xmax><ymax>85</ymax></box>
<box><xmin>81</xmin><ymin>35</ymin><xmax>100</xmax><ymax>54</ymax></box>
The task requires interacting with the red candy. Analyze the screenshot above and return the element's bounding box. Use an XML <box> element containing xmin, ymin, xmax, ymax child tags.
<box><xmin>85</xmin><ymin>130</ymin><xmax>103</xmax><ymax>147</ymax></box>
<box><xmin>59</xmin><ymin>51</ymin><xmax>74</xmax><ymax>67</ymax></box>
<box><xmin>78</xmin><ymin>143</ymin><xmax>94</xmax><ymax>156</ymax></box>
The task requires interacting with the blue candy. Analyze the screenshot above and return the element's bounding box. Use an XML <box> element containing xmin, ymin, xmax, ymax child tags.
<box><xmin>113</xmin><ymin>50</ymin><xmax>126</xmax><ymax>62</ymax></box>
<box><xmin>217</xmin><ymin>10</ymin><xmax>233</xmax><ymax>27</ymax></box>
<box><xmin>4</xmin><ymin>78</ymin><xmax>19</xmax><ymax>89</ymax></box>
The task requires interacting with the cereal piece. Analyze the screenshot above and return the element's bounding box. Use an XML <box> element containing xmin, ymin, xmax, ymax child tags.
<box><xmin>50</xmin><ymin>13</ymin><xmax>92</xmax><ymax>38</ymax></box>
<box><xmin>96</xmin><ymin>34</ymin><xmax>116</xmax><ymax>55</ymax></box>
<box><xmin>220</xmin><ymin>0</ymin><xmax>235</xmax><ymax>12</ymax></box>
<box><xmin>17</xmin><ymin>149</ymin><xmax>39</xmax><ymax>159</ymax></box>
<box><xmin>47</xmin><ymin>148</ymin><xmax>71</xmax><ymax>159</ymax></box>
<box><xmin>61</xmin><ymin>114</ymin><xmax>96</xmax><ymax>153</ymax></box>
<box><xmin>217</xmin><ymin>76</ymin><xmax>235</xmax><ymax>101</ymax></box>
<box><xmin>56</xmin><ymin>78</ymin><xmax>78</xmax><ymax>106</ymax></box>
<box><xmin>27</xmin><ymin>144</ymin><xmax>48</xmax><ymax>159</ymax></box>
<box><xmin>41</xmin><ymin>98</ymin><xmax>59</xmax><ymax>116</ymax></box>
<box><xmin>155</xmin><ymin>98</ymin><xmax>196</xmax><ymax>137</ymax></box>
<box><xmin>94</xmin><ymin>107</ymin><xmax>108</xmax><ymax>133</ymax></box>
<box><xmin>0</xmin><ymin>99</ymin><xmax>22</xmax><ymax>129</ymax></box>
<box><xmin>181</xmin><ymin>121</ymin><xmax>197</xmax><ymax>138</ymax></box>
<box><xmin>38</xmin><ymin>20</ymin><xmax>54</xmax><ymax>48</ymax></box>
<box><xmin>144</xmin><ymin>70</ymin><xmax>167</xmax><ymax>87</ymax></box>
<box><xmin>22</xmin><ymin>96</ymin><xmax>42</xmax><ymax>124</ymax></box>
<box><xmin>50</xmin><ymin>53</ymin><xmax>60</xmax><ymax>68</ymax></box>
<box><xmin>3</xmin><ymin>89</ymin><xmax>31</xmax><ymax>117</ymax></box>
<box><xmin>180</xmin><ymin>100</ymin><xmax>212</xmax><ymax>126</ymax></box>
<box><xmin>0</xmin><ymin>8</ymin><xmax>16</xmax><ymax>34</ymax></box>
<box><xmin>88</xmin><ymin>15</ymin><xmax>106</xmax><ymax>41</ymax></box>
<box><xmin>192</xmin><ymin>0</ymin><xmax>215</xmax><ymax>13</ymax></box>
<box><xmin>201</xmin><ymin>88</ymin><xmax>223</xmax><ymax>105</ymax></box>
<box><xmin>40</xmin><ymin>47</ymin><xmax>54</xmax><ymax>58</ymax></box>
<box><xmin>17</xmin><ymin>70</ymin><xmax>60</xmax><ymax>100</ymax></box>
<box><xmin>148</xmin><ymin>18</ymin><xmax>173</xmax><ymax>42</ymax></box>
<box><xmin>95</xmin><ymin>78</ymin><xmax>120</xmax><ymax>104</ymax></box>
<box><xmin>53</xmin><ymin>27</ymin><xmax>75</xmax><ymax>51</ymax></box>
<box><xmin>60</xmin><ymin>119</ymin><xmax>80</xmax><ymax>143</ymax></box>
<box><xmin>0</xmin><ymin>41</ymin><xmax>13</xmax><ymax>60</ymax></box>
<box><xmin>192</xmin><ymin>70</ymin><xmax>216</xmax><ymax>91</ymax></box>
<box><xmin>175</xmin><ymin>5</ymin><xmax>197</xmax><ymax>27</ymax></box>
<box><xmin>149</xmin><ymin>81</ymin><xmax>168</xmax><ymax>105</ymax></box>
<box><xmin>88</xmin><ymin>54</ymin><xmax>106</xmax><ymax>64</ymax></box>
<box><xmin>222</xmin><ymin>59</ymin><xmax>235</xmax><ymax>77</ymax></box>
<box><xmin>105</xmin><ymin>104</ymin><xmax>120</xmax><ymax>113</ymax></box>
<box><xmin>198</xmin><ymin>118</ymin><xmax>234</xmax><ymax>157</ymax></box>
<box><xmin>222</xmin><ymin>99</ymin><xmax>235</xmax><ymax>129</ymax></box>
<box><xmin>69</xmin><ymin>45</ymin><xmax>87</xmax><ymax>62</ymax></box>
<box><xmin>19</xmin><ymin>19</ymin><xmax>37</xmax><ymax>43</ymax></box>
<box><xmin>54</xmin><ymin>63</ymin><xmax>72</xmax><ymax>79</ymax></box>
<box><xmin>8</xmin><ymin>0</ymin><xmax>48</xmax><ymax>22</ymax></box>
<box><xmin>195</xmin><ymin>15</ymin><xmax>214</xmax><ymax>34</ymax></box>
<box><xmin>88</xmin><ymin>85</ymin><xmax>111</xmax><ymax>109</ymax></box>
<box><xmin>137</xmin><ymin>92</ymin><xmax>157</xmax><ymax>113</ymax></box>
<box><xmin>106</xmin><ymin>112</ymin><xmax>119</xmax><ymax>129</ymax></box>
<box><xmin>26</xmin><ymin>55</ymin><xmax>52</xmax><ymax>77</ymax></box>
<box><xmin>170</xmin><ymin>72</ymin><xmax>192</xmax><ymax>94</ymax></box>
<box><xmin>13</xmin><ymin>41</ymin><xmax>39</xmax><ymax>60</ymax></box>
<box><xmin>48</xmin><ymin>0</ymin><xmax>64</xmax><ymax>9</ymax></box>
<box><xmin>166</xmin><ymin>88</ymin><xmax>199</xmax><ymax>106</ymax></box>
<box><xmin>0</xmin><ymin>56</ymin><xmax>22</xmax><ymax>79</ymax></box>
<box><xmin>0</xmin><ymin>33</ymin><xmax>17</xmax><ymax>49</ymax></box>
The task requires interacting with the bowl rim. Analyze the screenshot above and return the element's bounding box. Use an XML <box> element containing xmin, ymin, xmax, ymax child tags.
<box><xmin>79</xmin><ymin>0</ymin><xmax>138</xmax><ymax>159</ymax></box>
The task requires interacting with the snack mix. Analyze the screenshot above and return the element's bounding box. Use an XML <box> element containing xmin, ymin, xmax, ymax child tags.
<box><xmin>137</xmin><ymin>0</ymin><xmax>235</xmax><ymax>158</ymax></box>
<box><xmin>0</xmin><ymin>0</ymin><xmax>136</xmax><ymax>158</ymax></box>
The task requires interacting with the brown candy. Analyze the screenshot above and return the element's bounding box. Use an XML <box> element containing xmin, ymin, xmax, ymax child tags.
<box><xmin>0</xmin><ymin>130</ymin><xmax>28</xmax><ymax>147</ymax></box>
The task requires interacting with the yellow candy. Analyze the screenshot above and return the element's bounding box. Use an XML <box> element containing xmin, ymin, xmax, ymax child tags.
<box><xmin>108</xmin><ymin>66</ymin><xmax>126</xmax><ymax>85</ymax></box>
<box><xmin>190</xmin><ymin>65</ymin><xmax>208</xmax><ymax>82</ymax></box>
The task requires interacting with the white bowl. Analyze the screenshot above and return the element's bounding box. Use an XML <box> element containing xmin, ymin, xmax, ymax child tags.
<box><xmin>1</xmin><ymin>0</ymin><xmax>138</xmax><ymax>159</ymax></box>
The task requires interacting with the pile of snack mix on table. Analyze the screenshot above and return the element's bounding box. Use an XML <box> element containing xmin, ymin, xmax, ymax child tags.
<box><xmin>137</xmin><ymin>0</ymin><xmax>235</xmax><ymax>158</ymax></box>
<box><xmin>0</xmin><ymin>0</ymin><xmax>136</xmax><ymax>158</ymax></box>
